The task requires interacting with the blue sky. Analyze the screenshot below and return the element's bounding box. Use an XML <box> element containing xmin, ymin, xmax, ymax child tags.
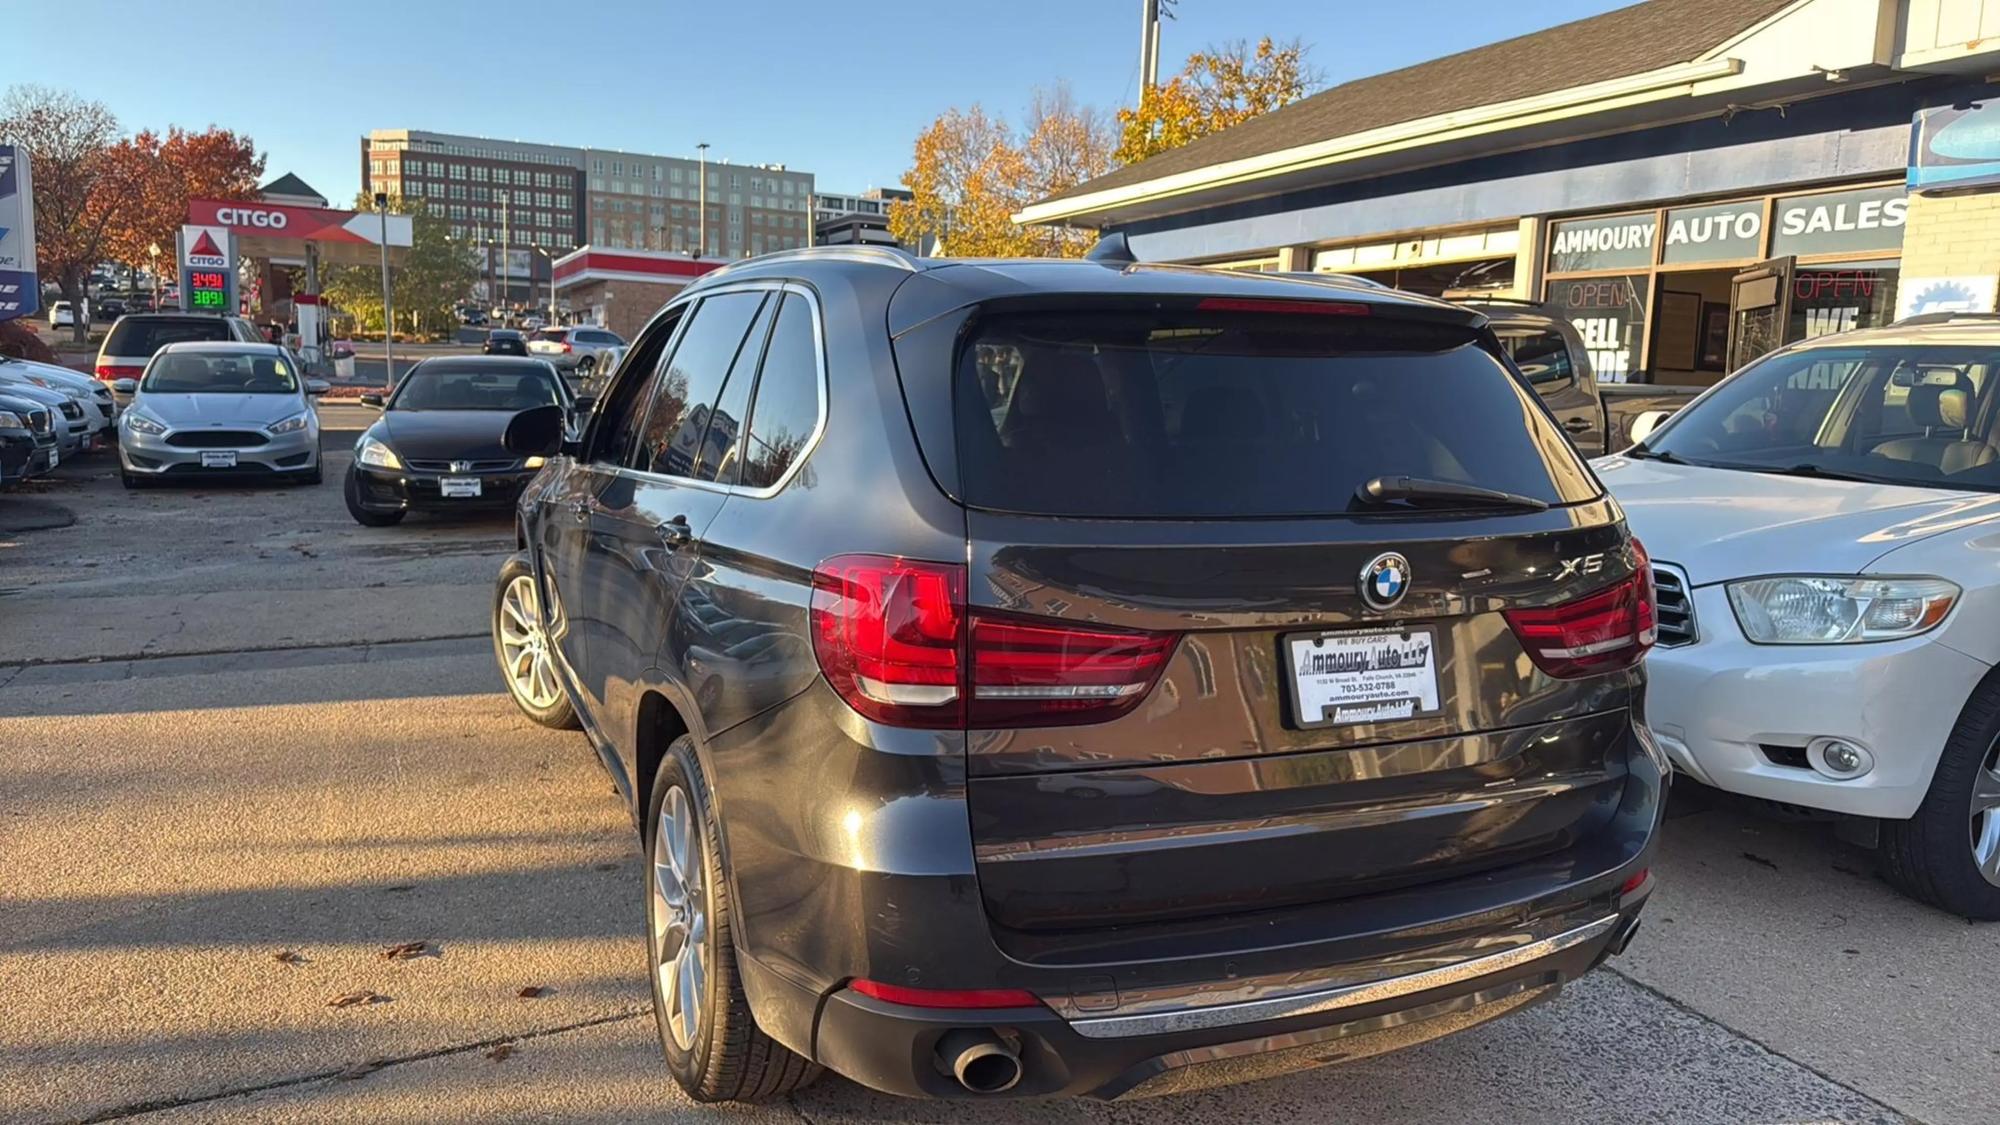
<box><xmin>12</xmin><ymin>0</ymin><xmax>1623</xmax><ymax>204</ymax></box>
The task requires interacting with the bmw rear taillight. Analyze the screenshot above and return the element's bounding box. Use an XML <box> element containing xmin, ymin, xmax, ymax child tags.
<box><xmin>810</xmin><ymin>554</ymin><xmax>1178</xmax><ymax>729</ymax></box>
<box><xmin>1504</xmin><ymin>539</ymin><xmax>1657</xmax><ymax>679</ymax></box>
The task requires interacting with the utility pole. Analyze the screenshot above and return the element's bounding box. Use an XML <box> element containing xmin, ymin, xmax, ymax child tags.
<box><xmin>1140</xmin><ymin>0</ymin><xmax>1172</xmax><ymax>90</ymax></box>
<box><xmin>375</xmin><ymin>193</ymin><xmax>394</xmax><ymax>395</ymax></box>
<box><xmin>805</xmin><ymin>193</ymin><xmax>815</xmax><ymax>248</ymax></box>
<box><xmin>696</xmin><ymin>142</ymin><xmax>710</xmax><ymax>258</ymax></box>
<box><xmin>534</xmin><ymin>245</ymin><xmax>555</xmax><ymax>324</ymax></box>
<box><xmin>500</xmin><ymin>189</ymin><xmax>511</xmax><ymax>310</ymax></box>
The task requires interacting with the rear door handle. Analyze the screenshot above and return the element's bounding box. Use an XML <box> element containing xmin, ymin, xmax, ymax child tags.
<box><xmin>659</xmin><ymin>515</ymin><xmax>693</xmax><ymax>548</ymax></box>
<box><xmin>1562</xmin><ymin>417</ymin><xmax>1592</xmax><ymax>433</ymax></box>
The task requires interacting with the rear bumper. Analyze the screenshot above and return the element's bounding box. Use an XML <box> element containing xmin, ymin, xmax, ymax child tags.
<box><xmin>706</xmin><ymin>684</ymin><xmax>1664</xmax><ymax>1099</ymax></box>
<box><xmin>783</xmin><ymin>902</ymin><xmax>1645</xmax><ymax>1099</ymax></box>
<box><xmin>350</xmin><ymin>464</ymin><xmax>532</xmax><ymax>511</ymax></box>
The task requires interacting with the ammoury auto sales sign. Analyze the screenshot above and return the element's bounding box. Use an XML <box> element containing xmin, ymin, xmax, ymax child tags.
<box><xmin>0</xmin><ymin>144</ymin><xmax>37</xmax><ymax>321</ymax></box>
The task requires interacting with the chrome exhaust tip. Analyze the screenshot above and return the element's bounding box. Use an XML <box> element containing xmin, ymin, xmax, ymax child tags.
<box><xmin>937</xmin><ymin>1029</ymin><xmax>1022</xmax><ymax>1094</ymax></box>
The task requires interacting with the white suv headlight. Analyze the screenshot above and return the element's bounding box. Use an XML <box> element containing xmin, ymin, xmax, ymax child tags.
<box><xmin>356</xmin><ymin>436</ymin><xmax>402</xmax><ymax>469</ymax></box>
<box><xmin>124</xmin><ymin>412</ymin><xmax>167</xmax><ymax>436</ymax></box>
<box><xmin>269</xmin><ymin>412</ymin><xmax>311</xmax><ymax>435</ymax></box>
<box><xmin>1727</xmin><ymin>576</ymin><xmax>1959</xmax><ymax>644</ymax></box>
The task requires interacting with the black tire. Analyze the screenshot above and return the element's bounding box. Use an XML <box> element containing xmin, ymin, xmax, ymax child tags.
<box><xmin>299</xmin><ymin>461</ymin><xmax>324</xmax><ymax>486</ymax></box>
<box><xmin>120</xmin><ymin>470</ymin><xmax>148</xmax><ymax>490</ymax></box>
<box><xmin>492</xmin><ymin>554</ymin><xmax>579</xmax><ymax>730</ymax></box>
<box><xmin>343</xmin><ymin>467</ymin><xmax>404</xmax><ymax>526</ymax></box>
<box><xmin>1880</xmin><ymin>678</ymin><xmax>2000</xmax><ymax>919</ymax></box>
<box><xmin>646</xmin><ymin>736</ymin><xmax>820</xmax><ymax>1102</ymax></box>
<box><xmin>577</xmin><ymin>354</ymin><xmax>597</xmax><ymax>378</ymax></box>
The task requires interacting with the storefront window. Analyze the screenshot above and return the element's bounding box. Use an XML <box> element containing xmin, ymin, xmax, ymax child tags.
<box><xmin>1790</xmin><ymin>264</ymin><xmax>1900</xmax><ymax>339</ymax></box>
<box><xmin>1545</xmin><ymin>273</ymin><xmax>1651</xmax><ymax>382</ymax></box>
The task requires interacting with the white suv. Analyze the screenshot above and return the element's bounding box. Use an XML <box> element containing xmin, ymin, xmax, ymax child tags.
<box><xmin>1599</xmin><ymin>315</ymin><xmax>2000</xmax><ymax>917</ymax></box>
<box><xmin>526</xmin><ymin>325</ymin><xmax>624</xmax><ymax>379</ymax></box>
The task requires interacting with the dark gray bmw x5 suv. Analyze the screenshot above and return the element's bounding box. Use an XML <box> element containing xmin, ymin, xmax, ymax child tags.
<box><xmin>494</xmin><ymin>244</ymin><xmax>1664</xmax><ymax>1102</ymax></box>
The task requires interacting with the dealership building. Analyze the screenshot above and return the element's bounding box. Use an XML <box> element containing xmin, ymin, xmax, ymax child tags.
<box><xmin>1021</xmin><ymin>0</ymin><xmax>2000</xmax><ymax>384</ymax></box>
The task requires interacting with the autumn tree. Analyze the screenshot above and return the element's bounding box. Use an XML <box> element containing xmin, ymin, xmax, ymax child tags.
<box><xmin>891</xmin><ymin>84</ymin><xmax>1115</xmax><ymax>259</ymax></box>
<box><xmin>320</xmin><ymin>193</ymin><xmax>477</xmax><ymax>337</ymax></box>
<box><xmin>1115</xmin><ymin>38</ymin><xmax>1316</xmax><ymax>164</ymax></box>
<box><xmin>103</xmin><ymin>127</ymin><xmax>264</xmax><ymax>287</ymax></box>
<box><xmin>0</xmin><ymin>85</ymin><xmax>128</xmax><ymax>341</ymax></box>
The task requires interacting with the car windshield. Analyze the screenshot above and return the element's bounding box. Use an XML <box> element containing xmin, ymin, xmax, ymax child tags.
<box><xmin>391</xmin><ymin>364</ymin><xmax>562</xmax><ymax>410</ymax></box>
<box><xmin>141</xmin><ymin>351</ymin><xmax>297</xmax><ymax>394</ymax></box>
<box><xmin>1649</xmin><ymin>343</ymin><xmax>2000</xmax><ymax>491</ymax></box>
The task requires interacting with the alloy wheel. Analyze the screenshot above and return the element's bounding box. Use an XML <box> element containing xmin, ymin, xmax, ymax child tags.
<box><xmin>652</xmin><ymin>784</ymin><xmax>708</xmax><ymax>1051</ymax></box>
<box><xmin>1970</xmin><ymin>739</ymin><xmax>2000</xmax><ymax>887</ymax></box>
<box><xmin>498</xmin><ymin>574</ymin><xmax>562</xmax><ymax>709</ymax></box>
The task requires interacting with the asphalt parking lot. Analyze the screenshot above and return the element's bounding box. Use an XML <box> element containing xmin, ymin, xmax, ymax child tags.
<box><xmin>1</xmin><ymin>405</ymin><xmax>1994</xmax><ymax>1124</ymax></box>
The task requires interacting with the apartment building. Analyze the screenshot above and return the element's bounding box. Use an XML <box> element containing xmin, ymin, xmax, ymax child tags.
<box><xmin>584</xmin><ymin>149</ymin><xmax>813</xmax><ymax>258</ymax></box>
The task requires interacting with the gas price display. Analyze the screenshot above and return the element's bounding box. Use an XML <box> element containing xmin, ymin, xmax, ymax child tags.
<box><xmin>187</xmin><ymin>270</ymin><xmax>229</xmax><ymax>310</ymax></box>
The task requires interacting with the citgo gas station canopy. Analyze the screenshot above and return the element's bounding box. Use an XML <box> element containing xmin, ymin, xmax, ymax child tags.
<box><xmin>188</xmin><ymin>198</ymin><xmax>413</xmax><ymax>266</ymax></box>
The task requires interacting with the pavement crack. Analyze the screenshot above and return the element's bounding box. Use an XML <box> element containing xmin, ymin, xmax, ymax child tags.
<box><xmin>70</xmin><ymin>1006</ymin><xmax>655</xmax><ymax>1123</ymax></box>
<box><xmin>1605</xmin><ymin>966</ymin><xmax>1925</xmax><ymax>1124</ymax></box>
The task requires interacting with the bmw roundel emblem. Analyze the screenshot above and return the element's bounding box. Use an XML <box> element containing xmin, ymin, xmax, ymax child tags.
<box><xmin>1359</xmin><ymin>552</ymin><xmax>1412</xmax><ymax>610</ymax></box>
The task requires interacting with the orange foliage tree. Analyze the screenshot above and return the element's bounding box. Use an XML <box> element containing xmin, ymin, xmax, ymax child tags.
<box><xmin>1115</xmin><ymin>38</ymin><xmax>1315</xmax><ymax>165</ymax></box>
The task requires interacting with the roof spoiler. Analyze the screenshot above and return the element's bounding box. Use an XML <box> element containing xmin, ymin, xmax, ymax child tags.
<box><xmin>1085</xmin><ymin>231</ymin><xmax>1138</xmax><ymax>264</ymax></box>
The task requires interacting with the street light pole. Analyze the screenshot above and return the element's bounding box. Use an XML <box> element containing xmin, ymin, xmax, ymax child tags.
<box><xmin>534</xmin><ymin>245</ymin><xmax>555</xmax><ymax>324</ymax></box>
<box><xmin>375</xmin><ymin>192</ymin><xmax>394</xmax><ymax>394</ymax></box>
<box><xmin>696</xmin><ymin>142</ymin><xmax>709</xmax><ymax>258</ymax></box>
<box><xmin>500</xmin><ymin>189</ymin><xmax>511</xmax><ymax>312</ymax></box>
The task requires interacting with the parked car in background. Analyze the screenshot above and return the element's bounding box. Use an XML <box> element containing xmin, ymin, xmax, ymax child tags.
<box><xmin>1452</xmin><ymin>297</ymin><xmax>1698</xmax><ymax>454</ymax></box>
<box><xmin>528</xmin><ymin>325</ymin><xmax>625</xmax><ymax>380</ymax></box>
<box><xmin>0</xmin><ymin>391</ymin><xmax>59</xmax><ymax>483</ymax></box>
<box><xmin>115</xmin><ymin>342</ymin><xmax>328</xmax><ymax>488</ymax></box>
<box><xmin>494</xmin><ymin>247</ymin><xmax>1661</xmax><ymax>1103</ymax></box>
<box><xmin>0</xmin><ymin>379</ymin><xmax>87</xmax><ymax>458</ymax></box>
<box><xmin>484</xmin><ymin>329</ymin><xmax>529</xmax><ymax>357</ymax></box>
<box><xmin>521</xmin><ymin>314</ymin><xmax>547</xmax><ymax>332</ymax></box>
<box><xmin>96</xmin><ymin>312</ymin><xmax>263</xmax><ymax>391</ymax></box>
<box><xmin>0</xmin><ymin>358</ymin><xmax>115</xmax><ymax>451</ymax></box>
<box><xmin>95</xmin><ymin>298</ymin><xmax>125</xmax><ymax>322</ymax></box>
<box><xmin>345</xmin><ymin>356</ymin><xmax>577</xmax><ymax>527</ymax></box>
<box><xmin>1602</xmin><ymin>314</ymin><xmax>2000</xmax><ymax>918</ymax></box>
<box><xmin>48</xmin><ymin>302</ymin><xmax>76</xmax><ymax>329</ymax></box>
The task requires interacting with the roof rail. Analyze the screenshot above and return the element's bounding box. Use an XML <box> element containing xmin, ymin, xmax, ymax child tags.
<box><xmin>695</xmin><ymin>244</ymin><xmax>922</xmax><ymax>285</ymax></box>
<box><xmin>1891</xmin><ymin>310</ymin><xmax>2000</xmax><ymax>327</ymax></box>
<box><xmin>1085</xmin><ymin>231</ymin><xmax>1138</xmax><ymax>264</ymax></box>
<box><xmin>1272</xmin><ymin>270</ymin><xmax>1391</xmax><ymax>291</ymax></box>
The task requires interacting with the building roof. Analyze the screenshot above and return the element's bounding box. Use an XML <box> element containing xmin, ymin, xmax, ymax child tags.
<box><xmin>259</xmin><ymin>173</ymin><xmax>326</xmax><ymax>205</ymax></box>
<box><xmin>1038</xmin><ymin>0</ymin><xmax>1796</xmax><ymax>209</ymax></box>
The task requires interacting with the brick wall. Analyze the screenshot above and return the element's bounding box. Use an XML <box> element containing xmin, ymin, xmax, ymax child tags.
<box><xmin>561</xmin><ymin>277</ymin><xmax>687</xmax><ymax>340</ymax></box>
<box><xmin>1899</xmin><ymin>190</ymin><xmax>2000</xmax><ymax>286</ymax></box>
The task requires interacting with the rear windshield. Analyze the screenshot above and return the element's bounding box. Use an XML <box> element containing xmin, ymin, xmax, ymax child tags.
<box><xmin>105</xmin><ymin>318</ymin><xmax>232</xmax><ymax>358</ymax></box>
<box><xmin>535</xmin><ymin>329</ymin><xmax>568</xmax><ymax>342</ymax></box>
<box><xmin>954</xmin><ymin>309</ymin><xmax>1600</xmax><ymax>518</ymax></box>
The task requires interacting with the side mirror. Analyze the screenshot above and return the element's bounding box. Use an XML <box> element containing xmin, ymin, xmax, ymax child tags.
<box><xmin>358</xmin><ymin>392</ymin><xmax>385</xmax><ymax>408</ymax></box>
<box><xmin>111</xmin><ymin>378</ymin><xmax>137</xmax><ymax>394</ymax></box>
<box><xmin>504</xmin><ymin>403</ymin><xmax>567</xmax><ymax>457</ymax></box>
<box><xmin>306</xmin><ymin>379</ymin><xmax>330</xmax><ymax>396</ymax></box>
<box><xmin>1628</xmin><ymin>408</ymin><xmax>1677</xmax><ymax>445</ymax></box>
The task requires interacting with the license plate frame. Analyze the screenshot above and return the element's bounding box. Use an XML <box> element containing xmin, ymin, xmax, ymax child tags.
<box><xmin>200</xmin><ymin>450</ymin><xmax>236</xmax><ymax>468</ymax></box>
<box><xmin>1284</xmin><ymin>626</ymin><xmax>1443</xmax><ymax>729</ymax></box>
<box><xmin>440</xmin><ymin>476</ymin><xmax>482</xmax><ymax>498</ymax></box>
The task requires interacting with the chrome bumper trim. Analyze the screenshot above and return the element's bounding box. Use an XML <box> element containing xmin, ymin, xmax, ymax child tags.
<box><xmin>1066</xmin><ymin>914</ymin><xmax>1620</xmax><ymax>1040</ymax></box>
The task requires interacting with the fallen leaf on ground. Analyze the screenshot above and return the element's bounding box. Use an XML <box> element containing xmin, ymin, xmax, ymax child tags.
<box><xmin>272</xmin><ymin>950</ymin><xmax>306</xmax><ymax>965</ymax></box>
<box><xmin>486</xmin><ymin>1045</ymin><xmax>515</xmax><ymax>1062</ymax></box>
<box><xmin>327</xmin><ymin>990</ymin><xmax>388</xmax><ymax>1008</ymax></box>
<box><xmin>517</xmin><ymin>985</ymin><xmax>548</xmax><ymax>999</ymax></box>
<box><xmin>379</xmin><ymin>940</ymin><xmax>430</xmax><ymax>961</ymax></box>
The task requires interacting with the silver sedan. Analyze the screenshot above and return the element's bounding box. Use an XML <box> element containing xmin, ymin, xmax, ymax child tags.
<box><xmin>116</xmin><ymin>342</ymin><xmax>329</xmax><ymax>488</ymax></box>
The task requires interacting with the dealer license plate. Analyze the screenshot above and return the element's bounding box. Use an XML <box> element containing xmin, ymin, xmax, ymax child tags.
<box><xmin>47</xmin><ymin>448</ymin><xmax>58</xmax><ymax>469</ymax></box>
<box><xmin>440</xmin><ymin>476</ymin><xmax>482</xmax><ymax>498</ymax></box>
<box><xmin>200</xmin><ymin>450</ymin><xmax>236</xmax><ymax>468</ymax></box>
<box><xmin>1287</xmin><ymin>627</ymin><xmax>1441</xmax><ymax>727</ymax></box>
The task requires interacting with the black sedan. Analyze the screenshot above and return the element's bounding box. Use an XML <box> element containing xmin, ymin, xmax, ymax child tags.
<box><xmin>484</xmin><ymin>328</ymin><xmax>529</xmax><ymax>356</ymax></box>
<box><xmin>345</xmin><ymin>357</ymin><xmax>587</xmax><ymax>526</ymax></box>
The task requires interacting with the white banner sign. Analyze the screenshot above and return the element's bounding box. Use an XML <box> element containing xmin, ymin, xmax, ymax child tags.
<box><xmin>0</xmin><ymin>144</ymin><xmax>38</xmax><ymax>321</ymax></box>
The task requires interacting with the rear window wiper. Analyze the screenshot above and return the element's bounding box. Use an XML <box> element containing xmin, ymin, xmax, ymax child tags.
<box><xmin>1354</xmin><ymin>475</ymin><xmax>1551</xmax><ymax>512</ymax></box>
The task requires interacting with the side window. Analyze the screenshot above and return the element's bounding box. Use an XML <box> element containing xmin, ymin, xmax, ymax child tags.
<box><xmin>587</xmin><ymin>307</ymin><xmax>685</xmax><ymax>464</ymax></box>
<box><xmin>741</xmin><ymin>293</ymin><xmax>822</xmax><ymax>490</ymax></box>
<box><xmin>633</xmin><ymin>290</ymin><xmax>767</xmax><ymax>477</ymax></box>
<box><xmin>1496</xmin><ymin>327</ymin><xmax>1573</xmax><ymax>389</ymax></box>
<box><xmin>690</xmin><ymin>297</ymin><xmax>779</xmax><ymax>483</ymax></box>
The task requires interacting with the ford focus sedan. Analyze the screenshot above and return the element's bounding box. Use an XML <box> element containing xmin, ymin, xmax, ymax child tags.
<box><xmin>345</xmin><ymin>356</ymin><xmax>577</xmax><ymax>526</ymax></box>
<box><xmin>115</xmin><ymin>342</ymin><xmax>326</xmax><ymax>488</ymax></box>
<box><xmin>492</xmin><ymin>246</ymin><xmax>1661</xmax><ymax>1103</ymax></box>
<box><xmin>1600</xmin><ymin>316</ymin><xmax>2000</xmax><ymax>919</ymax></box>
